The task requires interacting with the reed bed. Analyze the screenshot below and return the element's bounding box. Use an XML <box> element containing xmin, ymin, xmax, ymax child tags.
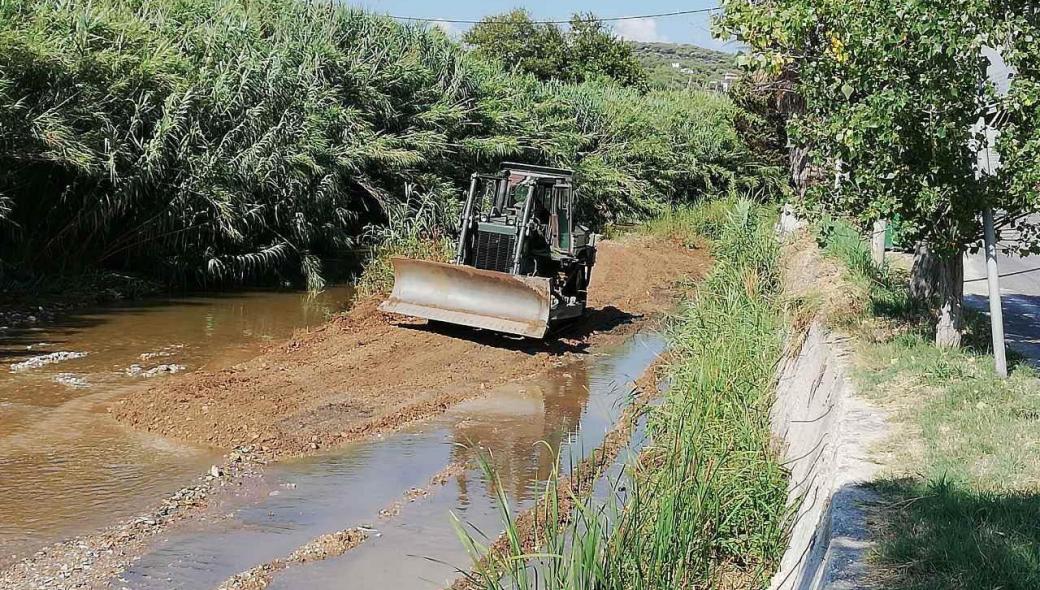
<box><xmin>0</xmin><ymin>0</ymin><xmax>781</xmax><ymax>289</ymax></box>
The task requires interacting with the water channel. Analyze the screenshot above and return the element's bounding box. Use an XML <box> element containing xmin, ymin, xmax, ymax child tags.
<box><xmin>0</xmin><ymin>288</ymin><xmax>355</xmax><ymax>564</ymax></box>
<box><xmin>121</xmin><ymin>333</ymin><xmax>664</xmax><ymax>589</ymax></box>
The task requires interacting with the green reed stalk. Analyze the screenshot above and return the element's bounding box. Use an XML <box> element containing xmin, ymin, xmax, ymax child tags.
<box><xmin>455</xmin><ymin>199</ymin><xmax>791</xmax><ymax>590</ymax></box>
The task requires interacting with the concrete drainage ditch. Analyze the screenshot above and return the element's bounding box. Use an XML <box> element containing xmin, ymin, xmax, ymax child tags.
<box><xmin>769</xmin><ymin>321</ymin><xmax>890</xmax><ymax>590</ymax></box>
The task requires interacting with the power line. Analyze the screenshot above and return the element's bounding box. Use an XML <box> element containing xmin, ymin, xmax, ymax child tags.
<box><xmin>388</xmin><ymin>8</ymin><xmax>721</xmax><ymax>26</ymax></box>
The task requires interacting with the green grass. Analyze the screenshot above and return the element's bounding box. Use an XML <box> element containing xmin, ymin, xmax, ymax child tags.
<box><xmin>639</xmin><ymin>197</ymin><xmax>739</xmax><ymax>246</ymax></box>
<box><xmin>455</xmin><ymin>199</ymin><xmax>790</xmax><ymax>589</ymax></box>
<box><xmin>816</xmin><ymin>219</ymin><xmax>1040</xmax><ymax>590</ymax></box>
<box><xmin>815</xmin><ymin>218</ymin><xmax>921</xmax><ymax>330</ymax></box>
<box><xmin>863</xmin><ymin>335</ymin><xmax>1040</xmax><ymax>590</ymax></box>
<box><xmin>869</xmin><ymin>478</ymin><xmax>1040</xmax><ymax>590</ymax></box>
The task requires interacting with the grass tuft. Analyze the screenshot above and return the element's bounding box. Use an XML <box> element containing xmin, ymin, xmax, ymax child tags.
<box><xmin>640</xmin><ymin>197</ymin><xmax>742</xmax><ymax>246</ymax></box>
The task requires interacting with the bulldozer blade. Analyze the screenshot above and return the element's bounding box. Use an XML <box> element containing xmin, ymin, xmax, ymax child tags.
<box><xmin>379</xmin><ymin>258</ymin><xmax>552</xmax><ymax>339</ymax></box>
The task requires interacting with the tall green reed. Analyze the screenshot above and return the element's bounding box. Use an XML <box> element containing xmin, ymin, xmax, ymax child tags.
<box><xmin>0</xmin><ymin>0</ymin><xmax>783</xmax><ymax>290</ymax></box>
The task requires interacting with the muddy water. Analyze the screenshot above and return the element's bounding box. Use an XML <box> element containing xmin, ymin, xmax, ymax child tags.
<box><xmin>120</xmin><ymin>332</ymin><xmax>664</xmax><ymax>590</ymax></box>
<box><xmin>0</xmin><ymin>288</ymin><xmax>355</xmax><ymax>563</ymax></box>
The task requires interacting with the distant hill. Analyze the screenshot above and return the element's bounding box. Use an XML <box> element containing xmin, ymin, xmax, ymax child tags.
<box><xmin>629</xmin><ymin>42</ymin><xmax>737</xmax><ymax>90</ymax></box>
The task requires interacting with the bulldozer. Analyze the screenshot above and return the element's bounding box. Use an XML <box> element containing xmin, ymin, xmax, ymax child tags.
<box><xmin>379</xmin><ymin>163</ymin><xmax>597</xmax><ymax>339</ymax></box>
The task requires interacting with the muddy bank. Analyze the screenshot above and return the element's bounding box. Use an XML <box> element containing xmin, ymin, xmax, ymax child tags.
<box><xmin>197</xmin><ymin>333</ymin><xmax>666</xmax><ymax>590</ymax></box>
<box><xmin>112</xmin><ymin>237</ymin><xmax>710</xmax><ymax>459</ymax></box>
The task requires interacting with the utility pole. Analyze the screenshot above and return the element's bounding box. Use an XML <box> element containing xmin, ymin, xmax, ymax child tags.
<box><xmin>983</xmin><ymin>208</ymin><xmax>1008</xmax><ymax>378</ymax></box>
<box><xmin>974</xmin><ymin>45</ymin><xmax>1015</xmax><ymax>378</ymax></box>
<box><xmin>975</xmin><ymin>123</ymin><xmax>1008</xmax><ymax>378</ymax></box>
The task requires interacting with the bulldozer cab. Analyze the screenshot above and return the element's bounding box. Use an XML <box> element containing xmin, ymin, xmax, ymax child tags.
<box><xmin>468</xmin><ymin>164</ymin><xmax>577</xmax><ymax>264</ymax></box>
<box><xmin>380</xmin><ymin>162</ymin><xmax>596</xmax><ymax>339</ymax></box>
<box><xmin>548</xmin><ymin>183</ymin><xmax>574</xmax><ymax>254</ymax></box>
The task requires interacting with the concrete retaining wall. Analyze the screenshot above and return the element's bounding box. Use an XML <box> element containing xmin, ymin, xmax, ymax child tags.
<box><xmin>769</xmin><ymin>322</ymin><xmax>888</xmax><ymax>590</ymax></box>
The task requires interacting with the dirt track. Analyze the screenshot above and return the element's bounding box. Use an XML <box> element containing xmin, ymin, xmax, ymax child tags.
<box><xmin>112</xmin><ymin>236</ymin><xmax>710</xmax><ymax>459</ymax></box>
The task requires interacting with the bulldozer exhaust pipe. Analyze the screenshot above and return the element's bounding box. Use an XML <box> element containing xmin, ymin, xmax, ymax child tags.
<box><xmin>378</xmin><ymin>258</ymin><xmax>552</xmax><ymax>339</ymax></box>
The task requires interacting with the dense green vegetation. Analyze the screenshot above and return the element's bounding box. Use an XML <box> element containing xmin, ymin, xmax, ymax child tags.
<box><xmin>629</xmin><ymin>42</ymin><xmax>736</xmax><ymax>90</ymax></box>
<box><xmin>459</xmin><ymin>200</ymin><xmax>790</xmax><ymax>589</ymax></box>
<box><xmin>463</xmin><ymin>10</ymin><xmax>646</xmax><ymax>88</ymax></box>
<box><xmin>462</xmin><ymin>12</ymin><xmax>738</xmax><ymax>91</ymax></box>
<box><xmin>0</xmin><ymin>0</ymin><xmax>779</xmax><ymax>291</ymax></box>
<box><xmin>818</xmin><ymin>222</ymin><xmax>1040</xmax><ymax>590</ymax></box>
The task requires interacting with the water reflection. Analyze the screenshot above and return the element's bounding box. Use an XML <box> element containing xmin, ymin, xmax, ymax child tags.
<box><xmin>262</xmin><ymin>333</ymin><xmax>664</xmax><ymax>590</ymax></box>
<box><xmin>0</xmin><ymin>288</ymin><xmax>355</xmax><ymax>408</ymax></box>
<box><xmin>450</xmin><ymin>363</ymin><xmax>590</xmax><ymax>504</ymax></box>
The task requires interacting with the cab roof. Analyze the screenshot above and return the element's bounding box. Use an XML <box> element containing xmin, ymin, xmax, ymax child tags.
<box><xmin>500</xmin><ymin>162</ymin><xmax>574</xmax><ymax>180</ymax></box>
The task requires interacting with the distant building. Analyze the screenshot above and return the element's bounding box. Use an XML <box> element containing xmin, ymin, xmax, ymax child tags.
<box><xmin>709</xmin><ymin>72</ymin><xmax>741</xmax><ymax>93</ymax></box>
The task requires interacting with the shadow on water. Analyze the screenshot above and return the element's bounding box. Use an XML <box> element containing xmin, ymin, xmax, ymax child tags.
<box><xmin>119</xmin><ymin>331</ymin><xmax>665</xmax><ymax>590</ymax></box>
<box><xmin>0</xmin><ymin>315</ymin><xmax>110</xmax><ymax>363</ymax></box>
<box><xmin>0</xmin><ymin>289</ymin><xmax>355</xmax><ymax>364</ymax></box>
<box><xmin>865</xmin><ymin>477</ymin><xmax>1040</xmax><ymax>590</ymax></box>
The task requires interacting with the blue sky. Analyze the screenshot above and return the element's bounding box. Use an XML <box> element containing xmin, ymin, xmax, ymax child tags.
<box><xmin>345</xmin><ymin>1</ymin><xmax>738</xmax><ymax>52</ymax></box>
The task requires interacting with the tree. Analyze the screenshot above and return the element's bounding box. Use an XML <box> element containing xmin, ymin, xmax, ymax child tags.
<box><xmin>718</xmin><ymin>0</ymin><xmax>1040</xmax><ymax>348</ymax></box>
<box><xmin>997</xmin><ymin>5</ymin><xmax>1040</xmax><ymax>254</ymax></box>
<box><xmin>463</xmin><ymin>10</ymin><xmax>647</xmax><ymax>88</ymax></box>
<box><xmin>567</xmin><ymin>13</ymin><xmax>646</xmax><ymax>88</ymax></box>
<box><xmin>460</xmin><ymin>9</ymin><xmax>567</xmax><ymax>81</ymax></box>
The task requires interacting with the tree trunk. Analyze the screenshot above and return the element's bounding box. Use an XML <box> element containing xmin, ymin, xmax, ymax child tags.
<box><xmin>911</xmin><ymin>244</ymin><xmax>965</xmax><ymax>348</ymax></box>
<box><xmin>910</xmin><ymin>243</ymin><xmax>939</xmax><ymax>300</ymax></box>
<box><xmin>789</xmin><ymin>143</ymin><xmax>812</xmax><ymax>197</ymax></box>
<box><xmin>935</xmin><ymin>253</ymin><xmax>965</xmax><ymax>349</ymax></box>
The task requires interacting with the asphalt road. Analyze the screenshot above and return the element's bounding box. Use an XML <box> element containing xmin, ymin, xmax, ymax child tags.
<box><xmin>964</xmin><ymin>229</ymin><xmax>1040</xmax><ymax>366</ymax></box>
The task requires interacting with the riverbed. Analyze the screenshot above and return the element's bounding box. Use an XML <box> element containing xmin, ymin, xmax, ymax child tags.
<box><xmin>0</xmin><ymin>288</ymin><xmax>354</xmax><ymax>564</ymax></box>
<box><xmin>118</xmin><ymin>332</ymin><xmax>663</xmax><ymax>590</ymax></box>
<box><xmin>1</xmin><ymin>237</ymin><xmax>707</xmax><ymax>589</ymax></box>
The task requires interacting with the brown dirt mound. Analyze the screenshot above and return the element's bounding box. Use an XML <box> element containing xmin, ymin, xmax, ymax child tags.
<box><xmin>111</xmin><ymin>237</ymin><xmax>710</xmax><ymax>458</ymax></box>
